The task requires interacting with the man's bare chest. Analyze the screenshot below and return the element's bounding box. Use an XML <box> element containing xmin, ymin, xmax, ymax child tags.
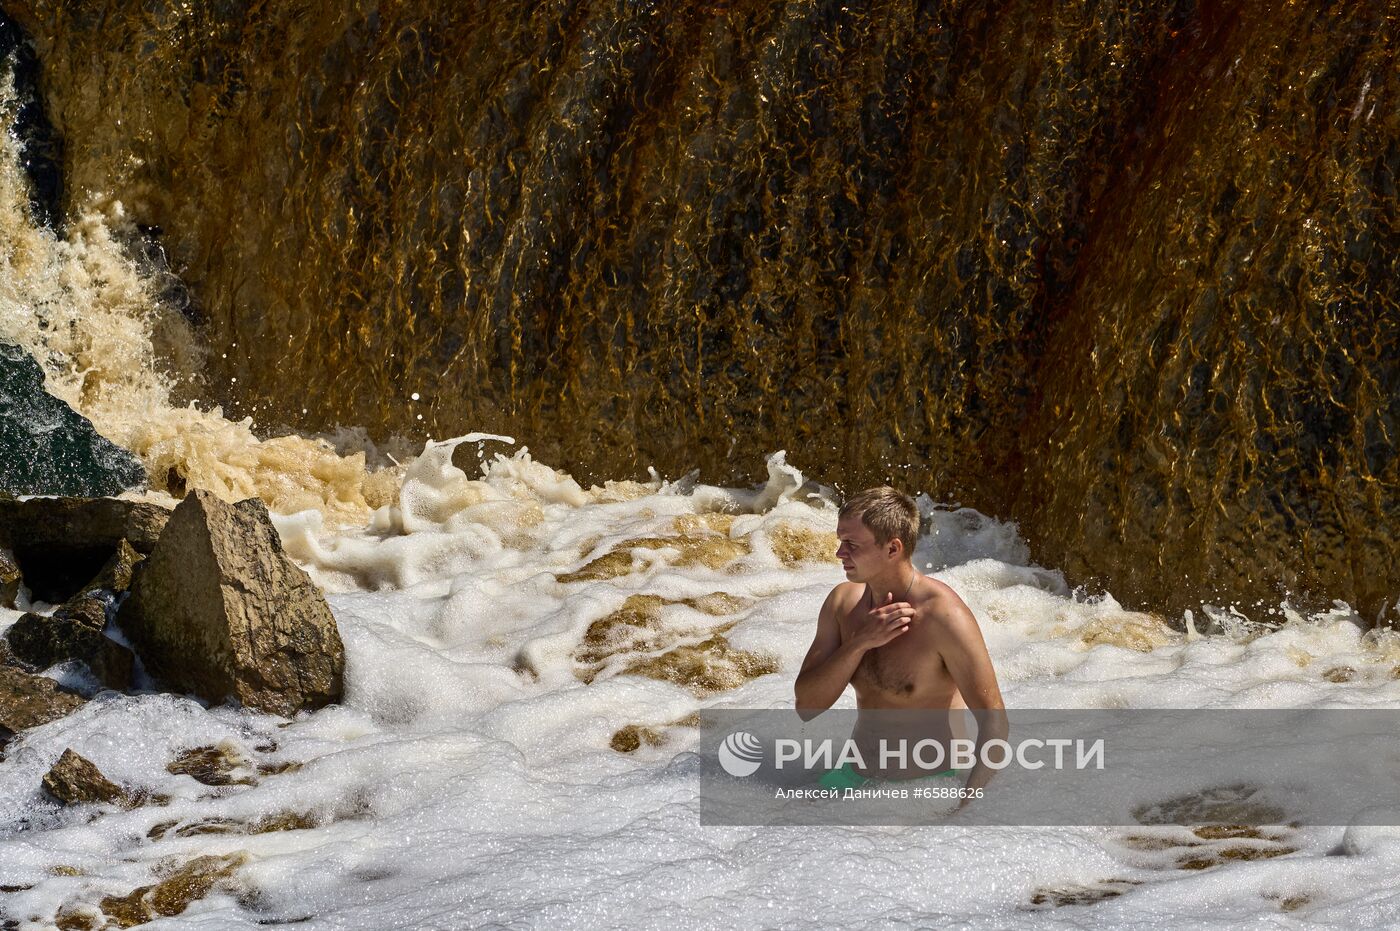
<box><xmin>839</xmin><ymin>599</ymin><xmax>942</xmax><ymax>698</ymax></box>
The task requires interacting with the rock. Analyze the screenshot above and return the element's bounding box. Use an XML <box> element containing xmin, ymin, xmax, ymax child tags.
<box><xmin>86</xmin><ymin>538</ymin><xmax>142</xmax><ymax>593</ymax></box>
<box><xmin>0</xmin><ymin>500</ymin><xmax>168</xmax><ymax>555</ymax></box>
<box><xmin>0</xmin><ymin>13</ymin><xmax>62</xmax><ymax>230</ymax></box>
<box><xmin>96</xmin><ymin>852</ymin><xmax>249</xmax><ymax>928</ymax></box>
<box><xmin>122</xmin><ymin>490</ymin><xmax>343</xmax><ymax>716</ymax></box>
<box><xmin>0</xmin><ymin>341</ymin><xmax>146</xmax><ymax>497</ymax></box>
<box><xmin>5</xmin><ymin>541</ymin><xmax>141</xmax><ymax>689</ymax></box>
<box><xmin>0</xmin><ymin>499</ymin><xmax>169</xmax><ymax>603</ymax></box>
<box><xmin>6</xmin><ymin>596</ymin><xmax>107</xmax><ymax>668</ymax></box>
<box><xmin>0</xmin><ymin>544</ymin><xmax>18</xmax><ymax>608</ymax></box>
<box><xmin>166</xmin><ymin>740</ymin><xmax>259</xmax><ymax>787</ymax></box>
<box><xmin>89</xmin><ymin>636</ymin><xmax>135</xmax><ymax>691</ymax></box>
<box><xmin>3</xmin><ymin>602</ymin><xmax>135</xmax><ymax>691</ymax></box>
<box><xmin>42</xmin><ymin>748</ymin><xmax>132</xmax><ymax>806</ymax></box>
<box><xmin>0</xmin><ymin>663</ymin><xmax>85</xmax><ymax>744</ymax></box>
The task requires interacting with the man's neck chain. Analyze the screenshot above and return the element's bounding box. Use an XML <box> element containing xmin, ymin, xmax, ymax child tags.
<box><xmin>869</xmin><ymin>570</ymin><xmax>919</xmax><ymax>607</ymax></box>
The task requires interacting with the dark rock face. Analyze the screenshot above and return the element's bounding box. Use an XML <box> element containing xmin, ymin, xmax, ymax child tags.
<box><xmin>0</xmin><ymin>12</ymin><xmax>61</xmax><ymax>229</ymax></box>
<box><xmin>6</xmin><ymin>594</ymin><xmax>136</xmax><ymax>692</ymax></box>
<box><xmin>122</xmin><ymin>490</ymin><xmax>344</xmax><ymax>716</ymax></box>
<box><xmin>0</xmin><ymin>342</ymin><xmax>146</xmax><ymax>498</ymax></box>
<box><xmin>91</xmin><ymin>635</ymin><xmax>136</xmax><ymax>691</ymax></box>
<box><xmin>0</xmin><ymin>497</ymin><xmax>168</xmax><ymax>603</ymax></box>
<box><xmin>0</xmin><ymin>663</ymin><xmax>85</xmax><ymax>744</ymax></box>
<box><xmin>85</xmin><ymin>537</ymin><xmax>142</xmax><ymax>592</ymax></box>
<box><xmin>5</xmin><ymin>540</ymin><xmax>139</xmax><ymax>689</ymax></box>
<box><xmin>7</xmin><ymin>595</ymin><xmax>108</xmax><ymax>668</ymax></box>
<box><xmin>42</xmin><ymin>748</ymin><xmax>132</xmax><ymax>806</ymax></box>
<box><xmin>0</xmin><ymin>498</ymin><xmax>168</xmax><ymax>553</ymax></box>
<box><xmin>0</xmin><ymin>546</ymin><xmax>18</xmax><ymax>609</ymax></box>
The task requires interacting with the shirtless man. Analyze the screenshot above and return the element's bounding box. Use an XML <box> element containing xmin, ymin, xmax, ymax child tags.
<box><xmin>794</xmin><ymin>487</ymin><xmax>1007</xmax><ymax>799</ymax></box>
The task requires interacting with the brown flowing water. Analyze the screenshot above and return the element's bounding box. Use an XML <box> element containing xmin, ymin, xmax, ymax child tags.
<box><xmin>1</xmin><ymin>0</ymin><xmax>1396</xmax><ymax>620</ymax></box>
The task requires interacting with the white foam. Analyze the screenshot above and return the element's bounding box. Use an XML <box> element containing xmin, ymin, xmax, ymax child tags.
<box><xmin>4</xmin><ymin>440</ymin><xmax>1398</xmax><ymax>929</ymax></box>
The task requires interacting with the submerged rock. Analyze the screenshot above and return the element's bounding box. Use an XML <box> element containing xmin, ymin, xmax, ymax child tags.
<box><xmin>94</xmin><ymin>852</ymin><xmax>249</xmax><ymax>928</ymax></box>
<box><xmin>0</xmin><ymin>662</ymin><xmax>85</xmax><ymax>744</ymax></box>
<box><xmin>42</xmin><ymin>748</ymin><xmax>133</xmax><ymax>806</ymax></box>
<box><xmin>147</xmin><ymin>810</ymin><xmax>318</xmax><ymax>840</ymax></box>
<box><xmin>122</xmin><ymin>490</ymin><xmax>344</xmax><ymax>716</ymax></box>
<box><xmin>166</xmin><ymin>740</ymin><xmax>259</xmax><ymax>787</ymax></box>
<box><xmin>609</xmin><ymin>724</ymin><xmax>665</xmax><ymax>753</ymax></box>
<box><xmin>0</xmin><ymin>497</ymin><xmax>169</xmax><ymax>603</ymax></box>
<box><xmin>0</xmin><ymin>341</ymin><xmax>146</xmax><ymax>498</ymax></box>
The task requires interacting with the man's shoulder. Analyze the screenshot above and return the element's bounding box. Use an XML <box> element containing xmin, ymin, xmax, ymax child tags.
<box><xmin>825</xmin><ymin>581</ymin><xmax>863</xmax><ymax>610</ymax></box>
<box><xmin>912</xmin><ymin>574</ymin><xmax>964</xmax><ymax>598</ymax></box>
<box><xmin>913</xmin><ymin>577</ymin><xmax>975</xmax><ymax>624</ymax></box>
<box><xmin>829</xmin><ymin>580</ymin><xmax>863</xmax><ymax>600</ymax></box>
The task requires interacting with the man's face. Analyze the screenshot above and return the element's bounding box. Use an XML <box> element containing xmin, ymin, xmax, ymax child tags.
<box><xmin>835</xmin><ymin>514</ymin><xmax>895</xmax><ymax>581</ymax></box>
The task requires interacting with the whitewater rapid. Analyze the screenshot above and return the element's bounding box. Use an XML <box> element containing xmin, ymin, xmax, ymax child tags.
<box><xmin>4</xmin><ymin>439</ymin><xmax>1400</xmax><ymax>929</ymax></box>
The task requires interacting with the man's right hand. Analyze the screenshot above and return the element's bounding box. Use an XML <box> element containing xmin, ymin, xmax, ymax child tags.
<box><xmin>848</xmin><ymin>592</ymin><xmax>915</xmax><ymax>651</ymax></box>
<box><xmin>796</xmin><ymin>585</ymin><xmax>913</xmax><ymax>719</ymax></box>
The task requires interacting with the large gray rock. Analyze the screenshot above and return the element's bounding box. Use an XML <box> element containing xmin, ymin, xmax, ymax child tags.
<box><xmin>0</xmin><ymin>496</ymin><xmax>170</xmax><ymax>603</ymax></box>
<box><xmin>121</xmin><ymin>490</ymin><xmax>343</xmax><ymax>716</ymax></box>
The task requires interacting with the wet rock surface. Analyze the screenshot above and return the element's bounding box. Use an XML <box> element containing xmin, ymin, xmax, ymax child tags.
<box><xmin>0</xmin><ymin>662</ymin><xmax>85</xmax><ymax>744</ymax></box>
<box><xmin>5</xmin><ymin>540</ymin><xmax>141</xmax><ymax>689</ymax></box>
<box><xmin>6</xmin><ymin>0</ymin><xmax>1395</xmax><ymax>620</ymax></box>
<box><xmin>92</xmin><ymin>852</ymin><xmax>249</xmax><ymax>929</ymax></box>
<box><xmin>121</xmin><ymin>490</ymin><xmax>344</xmax><ymax>716</ymax></box>
<box><xmin>0</xmin><ymin>498</ymin><xmax>168</xmax><ymax>603</ymax></box>
<box><xmin>0</xmin><ymin>341</ymin><xmax>146</xmax><ymax>499</ymax></box>
<box><xmin>42</xmin><ymin>748</ymin><xmax>133</xmax><ymax>807</ymax></box>
<box><xmin>0</xmin><ymin>545</ymin><xmax>19</xmax><ymax>608</ymax></box>
<box><xmin>6</xmin><ymin>596</ymin><xmax>108</xmax><ymax>668</ymax></box>
<box><xmin>166</xmin><ymin>740</ymin><xmax>260</xmax><ymax>787</ymax></box>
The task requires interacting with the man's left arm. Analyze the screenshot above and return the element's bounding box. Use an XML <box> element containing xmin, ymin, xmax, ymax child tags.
<box><xmin>928</xmin><ymin>589</ymin><xmax>1007</xmax><ymax>799</ymax></box>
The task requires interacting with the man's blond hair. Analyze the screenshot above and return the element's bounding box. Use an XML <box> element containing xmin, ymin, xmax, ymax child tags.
<box><xmin>839</xmin><ymin>486</ymin><xmax>919</xmax><ymax>559</ymax></box>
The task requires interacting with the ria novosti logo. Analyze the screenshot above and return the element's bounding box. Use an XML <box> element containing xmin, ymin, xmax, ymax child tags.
<box><xmin>717</xmin><ymin>731</ymin><xmax>1106</xmax><ymax>777</ymax></box>
<box><xmin>718</xmin><ymin>731</ymin><xmax>764</xmax><ymax>777</ymax></box>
